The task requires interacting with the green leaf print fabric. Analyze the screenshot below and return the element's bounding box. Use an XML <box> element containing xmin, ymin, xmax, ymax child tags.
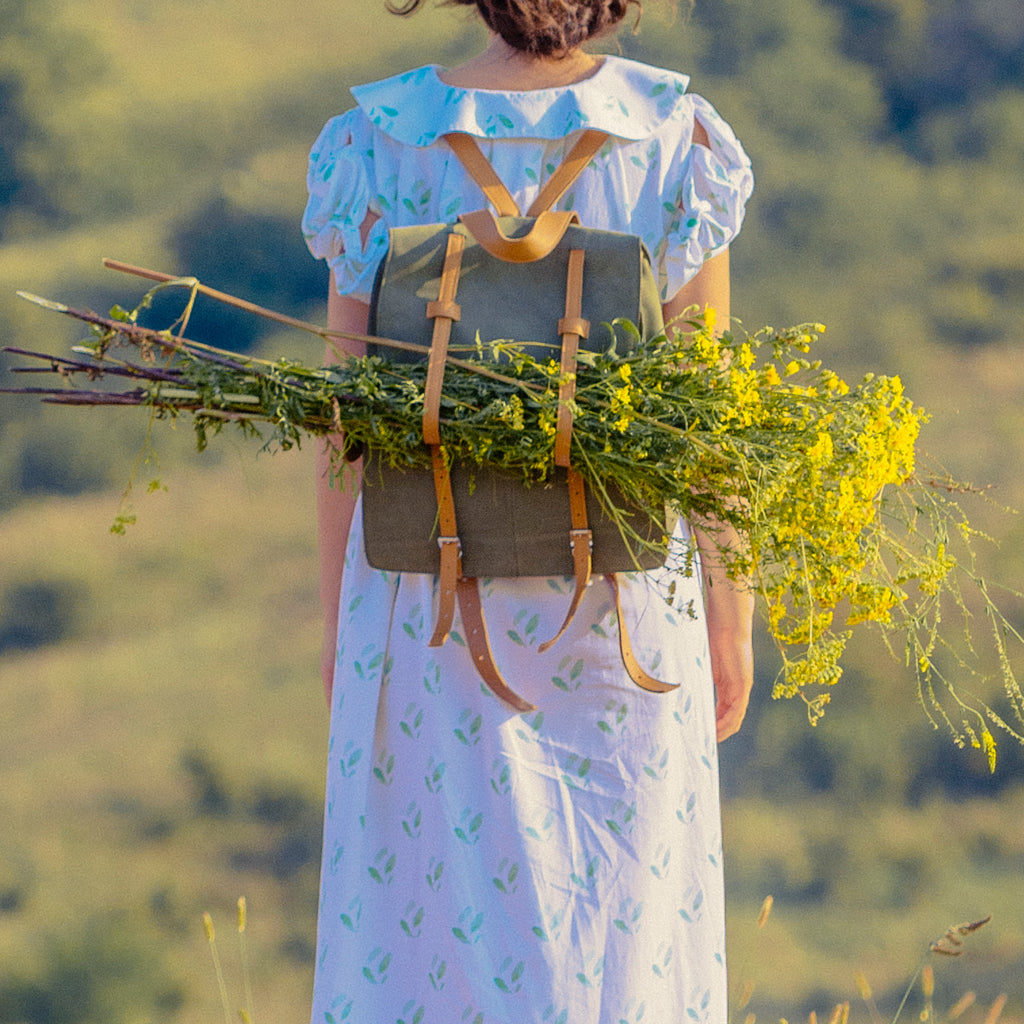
<box><xmin>302</xmin><ymin>57</ymin><xmax>752</xmax><ymax>303</ymax></box>
<box><xmin>304</xmin><ymin>56</ymin><xmax>753</xmax><ymax>1022</ymax></box>
<box><xmin>313</xmin><ymin>508</ymin><xmax>725</xmax><ymax>1024</ymax></box>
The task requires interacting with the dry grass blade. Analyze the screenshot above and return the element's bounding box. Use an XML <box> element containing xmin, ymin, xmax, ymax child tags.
<box><xmin>929</xmin><ymin>916</ymin><xmax>992</xmax><ymax>957</ymax></box>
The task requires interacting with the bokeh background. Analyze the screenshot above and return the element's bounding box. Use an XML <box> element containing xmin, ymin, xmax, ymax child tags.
<box><xmin>2</xmin><ymin>0</ymin><xmax>1024</xmax><ymax>1020</ymax></box>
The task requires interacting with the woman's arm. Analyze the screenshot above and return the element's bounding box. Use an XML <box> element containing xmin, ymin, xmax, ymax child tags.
<box><xmin>662</xmin><ymin>249</ymin><xmax>756</xmax><ymax>742</ymax></box>
<box><xmin>318</xmin><ymin>279</ymin><xmax>369</xmax><ymax>704</ymax></box>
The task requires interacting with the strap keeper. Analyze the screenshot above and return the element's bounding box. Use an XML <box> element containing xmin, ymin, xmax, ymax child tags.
<box><xmin>569</xmin><ymin>527</ymin><xmax>593</xmax><ymax>552</ymax></box>
<box><xmin>426</xmin><ymin>299</ymin><xmax>462</xmax><ymax>322</ymax></box>
<box><xmin>437</xmin><ymin>535</ymin><xmax>462</xmax><ymax>552</ymax></box>
<box><xmin>558</xmin><ymin>315</ymin><xmax>590</xmax><ymax>339</ymax></box>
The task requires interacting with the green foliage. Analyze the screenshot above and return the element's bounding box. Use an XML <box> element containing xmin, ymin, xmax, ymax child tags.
<box><xmin>0</xmin><ymin>914</ymin><xmax>182</xmax><ymax>1024</ymax></box>
<box><xmin>0</xmin><ymin>580</ymin><xmax>80</xmax><ymax>654</ymax></box>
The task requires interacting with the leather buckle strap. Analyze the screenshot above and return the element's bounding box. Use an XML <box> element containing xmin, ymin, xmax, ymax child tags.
<box><xmin>607</xmin><ymin>574</ymin><xmax>679</xmax><ymax>694</ymax></box>
<box><xmin>424</xmin><ymin>232</ymin><xmax>466</xmax><ymax>647</ymax></box>
<box><xmin>554</xmin><ymin>249</ymin><xmax>588</xmax><ymax>469</ymax></box>
<box><xmin>423</xmin><ymin>232</ymin><xmax>466</xmax><ymax>447</ymax></box>
<box><xmin>457</xmin><ymin>577</ymin><xmax>536</xmax><ymax>712</ymax></box>
<box><xmin>428</xmin><ymin>446</ymin><xmax>462</xmax><ymax>647</ymax></box>
<box><xmin>539</xmin><ymin>250</ymin><xmax>591</xmax><ymax>652</ymax></box>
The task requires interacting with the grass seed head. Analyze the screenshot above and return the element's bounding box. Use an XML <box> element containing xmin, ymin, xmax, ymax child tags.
<box><xmin>947</xmin><ymin>992</ymin><xmax>976</xmax><ymax>1020</ymax></box>
<box><xmin>203</xmin><ymin>911</ymin><xmax>216</xmax><ymax>943</ymax></box>
<box><xmin>922</xmin><ymin>965</ymin><xmax>935</xmax><ymax>1000</ymax></box>
<box><xmin>854</xmin><ymin>971</ymin><xmax>873</xmax><ymax>1001</ymax></box>
<box><xmin>757</xmin><ymin>895</ymin><xmax>774</xmax><ymax>929</ymax></box>
<box><xmin>983</xmin><ymin>994</ymin><xmax>1007</xmax><ymax>1024</ymax></box>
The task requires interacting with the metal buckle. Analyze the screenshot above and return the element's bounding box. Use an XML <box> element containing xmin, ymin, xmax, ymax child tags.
<box><xmin>569</xmin><ymin>528</ymin><xmax>594</xmax><ymax>551</ymax></box>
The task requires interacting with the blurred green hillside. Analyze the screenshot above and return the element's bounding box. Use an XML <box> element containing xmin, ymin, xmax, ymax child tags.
<box><xmin>2</xmin><ymin>0</ymin><xmax>1024</xmax><ymax>1021</ymax></box>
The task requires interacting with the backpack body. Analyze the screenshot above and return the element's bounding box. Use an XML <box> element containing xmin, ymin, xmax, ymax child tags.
<box><xmin>362</xmin><ymin>213</ymin><xmax>668</xmax><ymax>576</ymax></box>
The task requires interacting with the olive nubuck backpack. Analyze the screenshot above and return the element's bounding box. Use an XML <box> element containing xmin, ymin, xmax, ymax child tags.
<box><xmin>362</xmin><ymin>129</ymin><xmax>678</xmax><ymax>711</ymax></box>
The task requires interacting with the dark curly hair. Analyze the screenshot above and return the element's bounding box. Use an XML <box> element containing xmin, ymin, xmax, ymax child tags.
<box><xmin>386</xmin><ymin>0</ymin><xmax>643</xmax><ymax>57</ymax></box>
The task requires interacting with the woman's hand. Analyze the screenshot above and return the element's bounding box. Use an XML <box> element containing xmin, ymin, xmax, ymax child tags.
<box><xmin>693</xmin><ymin>518</ymin><xmax>756</xmax><ymax>742</ymax></box>
<box><xmin>707</xmin><ymin>611</ymin><xmax>755</xmax><ymax>742</ymax></box>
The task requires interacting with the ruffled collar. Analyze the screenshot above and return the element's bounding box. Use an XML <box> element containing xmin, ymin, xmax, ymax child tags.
<box><xmin>351</xmin><ymin>56</ymin><xmax>691</xmax><ymax>147</ymax></box>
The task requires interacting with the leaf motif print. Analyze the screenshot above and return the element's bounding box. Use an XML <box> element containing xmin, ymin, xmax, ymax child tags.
<box><xmin>499</xmin><ymin>114</ymin><xmax>515</xmax><ymax>129</ymax></box>
<box><xmin>452</xmin><ymin>907</ymin><xmax>484</xmax><ymax>944</ymax></box>
<box><xmin>397</xmin><ymin>1000</ymin><xmax>425</xmax><ymax>1024</ymax></box>
<box><xmin>576</xmin><ymin>955</ymin><xmax>605</xmax><ymax>988</ymax></box>
<box><xmin>424</xmin><ymin>757</ymin><xmax>446</xmax><ymax>794</ymax></box>
<box><xmin>650</xmin><ymin>82</ymin><xmax>668</xmax><ymax>96</ymax></box>
<box><xmin>401</xmin><ymin>800</ymin><xmax>422</xmax><ymax>839</ymax></box>
<box><xmin>552</xmin><ymin>656</ymin><xmax>585</xmax><ymax>693</ymax></box>
<box><xmin>367</xmin><ymin>846</ymin><xmax>397</xmax><ymax>885</ymax></box>
<box><xmin>532</xmin><ymin>906</ymin><xmax>564</xmax><ymax>943</ymax></box>
<box><xmin>513</xmin><ymin>709</ymin><xmax>545</xmax><ymax>743</ymax></box>
<box><xmin>429</xmin><ymin>955</ymin><xmax>447</xmax><ymax>990</ymax></box>
<box><xmin>561</xmin><ymin>753</ymin><xmax>592</xmax><ymax>790</ymax></box>
<box><xmin>650</xmin><ymin>843</ymin><xmax>671</xmax><ymax>880</ymax></box>
<box><xmin>454</xmin><ymin>709</ymin><xmax>483</xmax><ymax>746</ymax></box>
<box><xmin>423</xmin><ymin>662</ymin><xmax>441</xmax><ymax>696</ymax></box>
<box><xmin>613</xmin><ymin>898</ymin><xmax>644</xmax><ymax>935</ymax></box>
<box><xmin>353</xmin><ymin>643</ymin><xmax>383</xmax><ymax>681</ymax></box>
<box><xmin>426</xmin><ymin>857</ymin><xmax>445</xmax><ymax>892</ymax></box>
<box><xmin>324</xmin><ymin>997</ymin><xmax>354</xmax><ymax>1022</ymax></box>
<box><xmin>597</xmin><ymin>699</ymin><xmax>629</xmax><ymax>736</ymax></box>
<box><xmin>337</xmin><ymin>741</ymin><xmax>363</xmax><ymax>778</ymax></box>
<box><xmin>339</xmin><ymin>895</ymin><xmax>362</xmax><ymax>932</ymax></box>
<box><xmin>373</xmin><ymin>750</ymin><xmax>395</xmax><ymax>786</ymax></box>
<box><xmin>525</xmin><ymin>808</ymin><xmax>556</xmax><ymax>842</ymax></box>
<box><xmin>493</xmin><ymin>957</ymin><xmax>526</xmax><ymax>994</ymax></box>
<box><xmin>652</xmin><ymin>942</ymin><xmax>674</xmax><ymax>979</ymax></box>
<box><xmin>675</xmin><ymin>790</ymin><xmax>698</xmax><ymax>826</ymax></box>
<box><xmin>678</xmin><ymin>884</ymin><xmax>705</xmax><ymax>923</ymax></box>
<box><xmin>542</xmin><ymin>1008</ymin><xmax>569</xmax><ymax>1024</ymax></box>
<box><xmin>604</xmin><ymin>799</ymin><xmax>637</xmax><ymax>837</ymax></box>
<box><xmin>399</xmin><ymin>702</ymin><xmax>424</xmax><ymax>740</ymax></box>
<box><xmin>643</xmin><ymin>746</ymin><xmax>670</xmax><ymax>781</ymax></box>
<box><xmin>617</xmin><ymin>998</ymin><xmax>647</xmax><ymax>1024</ymax></box>
<box><xmin>460</xmin><ymin>1010</ymin><xmax>484</xmax><ymax>1024</ymax></box>
<box><xmin>362</xmin><ymin>946</ymin><xmax>393</xmax><ymax>984</ymax></box>
<box><xmin>569</xmin><ymin>855</ymin><xmax>600</xmax><ymax>892</ymax></box>
<box><xmin>399</xmin><ymin>901</ymin><xmax>425</xmax><ymax>938</ymax></box>
<box><xmin>490</xmin><ymin>758</ymin><xmax>512</xmax><ymax>796</ymax></box>
<box><xmin>507</xmin><ymin>609</ymin><xmax>541</xmax><ymax>647</ymax></box>
<box><xmin>492</xmin><ymin>857</ymin><xmax>519</xmax><ymax>894</ymax></box>
<box><xmin>454</xmin><ymin>807</ymin><xmax>483</xmax><ymax>845</ymax></box>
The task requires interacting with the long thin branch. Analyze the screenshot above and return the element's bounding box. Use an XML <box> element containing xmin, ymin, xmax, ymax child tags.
<box><xmin>97</xmin><ymin>260</ymin><xmax>544</xmax><ymax>392</ymax></box>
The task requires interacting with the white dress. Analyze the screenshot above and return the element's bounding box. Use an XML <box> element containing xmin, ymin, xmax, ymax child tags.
<box><xmin>302</xmin><ymin>56</ymin><xmax>753</xmax><ymax>1024</ymax></box>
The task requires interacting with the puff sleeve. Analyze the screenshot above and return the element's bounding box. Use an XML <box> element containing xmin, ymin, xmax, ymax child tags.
<box><xmin>301</xmin><ymin>110</ymin><xmax>389</xmax><ymax>301</ymax></box>
<box><xmin>653</xmin><ymin>94</ymin><xmax>754</xmax><ymax>300</ymax></box>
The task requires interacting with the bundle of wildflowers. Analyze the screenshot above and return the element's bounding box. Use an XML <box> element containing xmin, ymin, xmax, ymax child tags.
<box><xmin>6</xmin><ymin>271</ymin><xmax>1023</xmax><ymax>760</ymax></box>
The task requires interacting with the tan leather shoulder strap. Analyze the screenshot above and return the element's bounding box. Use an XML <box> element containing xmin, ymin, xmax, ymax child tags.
<box><xmin>444</xmin><ymin>133</ymin><xmax>521</xmax><ymax>217</ymax></box>
<box><xmin>526</xmin><ymin>129</ymin><xmax>609</xmax><ymax>216</ymax></box>
<box><xmin>458</xmin><ymin>209</ymin><xmax>579</xmax><ymax>264</ymax></box>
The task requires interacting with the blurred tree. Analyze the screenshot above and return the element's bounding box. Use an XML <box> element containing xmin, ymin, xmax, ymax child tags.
<box><xmin>0</xmin><ymin>0</ymin><xmax>103</xmax><ymax>239</ymax></box>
